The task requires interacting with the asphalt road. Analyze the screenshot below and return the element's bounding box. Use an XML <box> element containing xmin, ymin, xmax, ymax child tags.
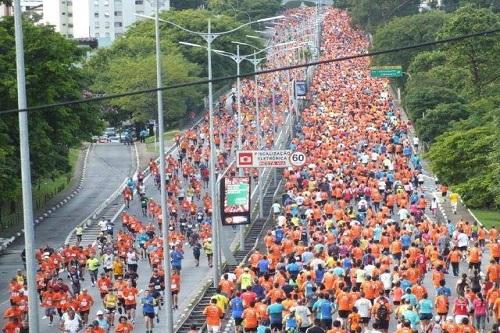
<box><xmin>0</xmin><ymin>143</ymin><xmax>135</xmax><ymax>320</ymax></box>
<box><xmin>55</xmin><ymin>139</ymin><xmax>240</xmax><ymax>332</ymax></box>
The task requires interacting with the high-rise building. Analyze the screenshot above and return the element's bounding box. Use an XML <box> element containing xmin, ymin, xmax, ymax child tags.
<box><xmin>1</xmin><ymin>0</ymin><xmax>43</xmax><ymax>18</ymax></box>
<box><xmin>42</xmin><ymin>0</ymin><xmax>169</xmax><ymax>45</ymax></box>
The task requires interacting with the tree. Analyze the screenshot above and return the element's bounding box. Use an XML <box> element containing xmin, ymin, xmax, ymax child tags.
<box><xmin>88</xmin><ymin>9</ymin><xmax>264</xmax><ymax>127</ymax></box>
<box><xmin>207</xmin><ymin>0</ymin><xmax>282</xmax><ymax>21</ymax></box>
<box><xmin>442</xmin><ymin>0</ymin><xmax>500</xmax><ymax>12</ymax></box>
<box><xmin>125</xmin><ymin>10</ymin><xmax>262</xmax><ymax>80</ymax></box>
<box><xmin>372</xmin><ymin>11</ymin><xmax>447</xmax><ymax>73</ymax></box>
<box><xmin>348</xmin><ymin>0</ymin><xmax>420</xmax><ymax>32</ymax></box>
<box><xmin>171</xmin><ymin>0</ymin><xmax>205</xmax><ymax>10</ymax></box>
<box><xmin>426</xmin><ymin>126</ymin><xmax>498</xmax><ymax>208</ymax></box>
<box><xmin>403</xmin><ymin>85</ymin><xmax>464</xmax><ymax>120</ymax></box>
<box><xmin>407</xmin><ymin>51</ymin><xmax>447</xmax><ymax>74</ymax></box>
<box><xmin>437</xmin><ymin>6</ymin><xmax>500</xmax><ymax>97</ymax></box>
<box><xmin>90</xmin><ymin>47</ymin><xmax>202</xmax><ymax>123</ymax></box>
<box><xmin>0</xmin><ymin>17</ymin><xmax>101</xmax><ymax>198</ymax></box>
<box><xmin>415</xmin><ymin>102</ymin><xmax>469</xmax><ymax>143</ymax></box>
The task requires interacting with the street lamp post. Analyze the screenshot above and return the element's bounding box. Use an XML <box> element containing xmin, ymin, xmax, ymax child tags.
<box><xmin>136</xmin><ymin>13</ymin><xmax>284</xmax><ymax>286</ymax></box>
<box><xmin>179</xmin><ymin>40</ymin><xmax>293</xmax><ymax>249</ymax></box>
<box><xmin>134</xmin><ymin>1</ymin><xmax>175</xmax><ymax>329</ymax></box>
<box><xmin>13</xmin><ymin>1</ymin><xmax>40</xmax><ymax>332</ymax></box>
<box><xmin>152</xmin><ymin>1</ymin><xmax>174</xmax><ymax>332</ymax></box>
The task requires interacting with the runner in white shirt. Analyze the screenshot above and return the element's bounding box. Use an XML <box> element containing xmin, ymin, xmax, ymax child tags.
<box><xmin>380</xmin><ymin>269</ymin><xmax>392</xmax><ymax>294</ymax></box>
<box><xmin>60</xmin><ymin>309</ymin><xmax>82</xmax><ymax>333</ymax></box>
<box><xmin>354</xmin><ymin>294</ymin><xmax>372</xmax><ymax>329</ymax></box>
<box><xmin>126</xmin><ymin>249</ymin><xmax>139</xmax><ymax>272</ymax></box>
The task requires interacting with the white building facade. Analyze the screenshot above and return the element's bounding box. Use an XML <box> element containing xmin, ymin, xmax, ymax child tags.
<box><xmin>1</xmin><ymin>0</ymin><xmax>43</xmax><ymax>18</ymax></box>
<box><xmin>42</xmin><ymin>0</ymin><xmax>168</xmax><ymax>44</ymax></box>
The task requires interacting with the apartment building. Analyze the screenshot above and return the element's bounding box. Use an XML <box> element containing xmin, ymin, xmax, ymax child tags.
<box><xmin>41</xmin><ymin>0</ymin><xmax>168</xmax><ymax>44</ymax></box>
<box><xmin>1</xmin><ymin>0</ymin><xmax>43</xmax><ymax>18</ymax></box>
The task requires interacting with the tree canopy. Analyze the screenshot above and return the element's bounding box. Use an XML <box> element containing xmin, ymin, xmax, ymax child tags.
<box><xmin>378</xmin><ymin>6</ymin><xmax>500</xmax><ymax>208</ymax></box>
<box><xmin>207</xmin><ymin>0</ymin><xmax>283</xmax><ymax>21</ymax></box>
<box><xmin>345</xmin><ymin>0</ymin><xmax>420</xmax><ymax>32</ymax></box>
<box><xmin>0</xmin><ymin>17</ymin><xmax>102</xmax><ymax>198</ymax></box>
<box><xmin>87</xmin><ymin>9</ymin><xmax>263</xmax><ymax>126</ymax></box>
<box><xmin>372</xmin><ymin>11</ymin><xmax>447</xmax><ymax>74</ymax></box>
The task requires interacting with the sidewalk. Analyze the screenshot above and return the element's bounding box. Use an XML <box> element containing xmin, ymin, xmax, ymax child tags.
<box><xmin>395</xmin><ymin>90</ymin><xmax>495</xmax><ymax>331</ymax></box>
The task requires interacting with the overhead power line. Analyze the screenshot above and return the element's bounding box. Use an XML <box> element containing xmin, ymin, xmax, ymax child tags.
<box><xmin>0</xmin><ymin>28</ymin><xmax>499</xmax><ymax>116</ymax></box>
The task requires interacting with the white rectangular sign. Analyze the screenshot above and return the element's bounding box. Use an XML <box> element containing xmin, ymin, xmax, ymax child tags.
<box><xmin>237</xmin><ymin>150</ymin><xmax>292</xmax><ymax>168</ymax></box>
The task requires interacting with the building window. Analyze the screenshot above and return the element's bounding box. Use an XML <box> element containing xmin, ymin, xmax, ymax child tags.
<box><xmin>68</xmin><ymin>23</ymin><xmax>73</xmax><ymax>28</ymax></box>
<box><xmin>104</xmin><ymin>12</ymin><xmax>110</xmax><ymax>17</ymax></box>
<box><xmin>105</xmin><ymin>32</ymin><xmax>110</xmax><ymax>37</ymax></box>
<box><xmin>135</xmin><ymin>0</ymin><xmax>143</xmax><ymax>4</ymax></box>
<box><xmin>68</xmin><ymin>34</ymin><xmax>73</xmax><ymax>38</ymax></box>
<box><xmin>94</xmin><ymin>12</ymin><xmax>99</xmax><ymax>18</ymax></box>
<box><xmin>67</xmin><ymin>1</ymin><xmax>72</xmax><ymax>5</ymax></box>
<box><xmin>62</xmin><ymin>12</ymin><xmax>66</xmax><ymax>15</ymax></box>
<box><xmin>95</xmin><ymin>32</ymin><xmax>100</xmax><ymax>37</ymax></box>
<box><xmin>114</xmin><ymin>11</ymin><xmax>122</xmax><ymax>16</ymax></box>
<box><xmin>114</xmin><ymin>22</ymin><xmax>122</xmax><ymax>27</ymax></box>
<box><xmin>68</xmin><ymin>13</ymin><xmax>73</xmax><ymax>17</ymax></box>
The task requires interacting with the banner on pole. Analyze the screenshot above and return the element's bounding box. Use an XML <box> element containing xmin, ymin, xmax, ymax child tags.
<box><xmin>220</xmin><ymin>176</ymin><xmax>251</xmax><ymax>226</ymax></box>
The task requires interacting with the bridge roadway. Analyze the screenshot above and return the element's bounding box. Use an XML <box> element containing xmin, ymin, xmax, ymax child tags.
<box><xmin>1</xmin><ymin>138</ymin><xmax>241</xmax><ymax>332</ymax></box>
<box><xmin>0</xmin><ymin>143</ymin><xmax>135</xmax><ymax>327</ymax></box>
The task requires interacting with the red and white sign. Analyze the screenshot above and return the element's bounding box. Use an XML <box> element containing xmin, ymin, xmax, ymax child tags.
<box><xmin>237</xmin><ymin>150</ymin><xmax>292</xmax><ymax>168</ymax></box>
<box><xmin>289</xmin><ymin>151</ymin><xmax>306</xmax><ymax>167</ymax></box>
<box><xmin>237</xmin><ymin>152</ymin><xmax>254</xmax><ymax>167</ymax></box>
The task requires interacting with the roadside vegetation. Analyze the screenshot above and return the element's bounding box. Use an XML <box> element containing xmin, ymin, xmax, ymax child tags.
<box><xmin>338</xmin><ymin>0</ymin><xmax>499</xmax><ymax>210</ymax></box>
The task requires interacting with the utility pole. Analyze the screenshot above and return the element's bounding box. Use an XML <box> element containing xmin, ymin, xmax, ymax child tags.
<box><xmin>13</xmin><ymin>0</ymin><xmax>40</xmax><ymax>332</ymax></box>
<box><xmin>154</xmin><ymin>0</ymin><xmax>174</xmax><ymax>330</ymax></box>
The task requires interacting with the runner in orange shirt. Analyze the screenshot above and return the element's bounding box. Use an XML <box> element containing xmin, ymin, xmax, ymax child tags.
<box><xmin>121</xmin><ymin>281</ymin><xmax>138</xmax><ymax>323</ymax></box>
<box><xmin>115</xmin><ymin>316</ymin><xmax>134</xmax><ymax>333</ymax></box>
<box><xmin>204</xmin><ymin>298</ymin><xmax>223</xmax><ymax>333</ymax></box>
<box><xmin>76</xmin><ymin>289</ymin><xmax>94</xmax><ymax>325</ymax></box>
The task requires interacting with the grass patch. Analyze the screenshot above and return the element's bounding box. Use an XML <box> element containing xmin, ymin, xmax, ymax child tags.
<box><xmin>471</xmin><ymin>209</ymin><xmax>500</xmax><ymax>229</ymax></box>
<box><xmin>145</xmin><ymin>130</ymin><xmax>180</xmax><ymax>152</ymax></box>
<box><xmin>32</xmin><ymin>147</ymin><xmax>80</xmax><ymax>207</ymax></box>
<box><xmin>1</xmin><ymin>147</ymin><xmax>82</xmax><ymax>232</ymax></box>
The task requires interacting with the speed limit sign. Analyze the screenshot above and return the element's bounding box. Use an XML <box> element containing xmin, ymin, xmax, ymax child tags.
<box><xmin>289</xmin><ymin>151</ymin><xmax>306</xmax><ymax>167</ymax></box>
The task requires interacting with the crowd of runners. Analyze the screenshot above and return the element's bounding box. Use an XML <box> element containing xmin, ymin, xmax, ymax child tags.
<box><xmin>3</xmin><ymin>6</ymin><xmax>499</xmax><ymax>333</ymax></box>
<box><xmin>1</xmin><ymin>7</ymin><xmax>310</xmax><ymax>333</ymax></box>
<box><xmin>199</xmin><ymin>7</ymin><xmax>500</xmax><ymax>333</ymax></box>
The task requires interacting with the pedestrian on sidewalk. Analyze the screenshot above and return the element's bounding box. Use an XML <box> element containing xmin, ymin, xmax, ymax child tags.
<box><xmin>449</xmin><ymin>191</ymin><xmax>460</xmax><ymax>214</ymax></box>
<box><xmin>192</xmin><ymin>240</ymin><xmax>201</xmax><ymax>267</ymax></box>
<box><xmin>203</xmin><ymin>238</ymin><xmax>214</xmax><ymax>268</ymax></box>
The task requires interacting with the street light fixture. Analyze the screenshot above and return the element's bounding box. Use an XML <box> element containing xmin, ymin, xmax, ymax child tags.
<box><xmin>137</xmin><ymin>13</ymin><xmax>284</xmax><ymax>286</ymax></box>
<box><xmin>134</xmin><ymin>2</ymin><xmax>174</xmax><ymax>331</ymax></box>
<box><xmin>179</xmin><ymin>39</ymin><xmax>294</xmax><ymax>223</ymax></box>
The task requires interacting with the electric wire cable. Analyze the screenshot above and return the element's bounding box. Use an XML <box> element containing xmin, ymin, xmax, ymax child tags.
<box><xmin>0</xmin><ymin>28</ymin><xmax>498</xmax><ymax>116</ymax></box>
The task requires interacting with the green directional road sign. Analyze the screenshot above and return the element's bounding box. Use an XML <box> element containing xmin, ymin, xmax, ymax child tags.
<box><xmin>370</xmin><ymin>66</ymin><xmax>403</xmax><ymax>78</ymax></box>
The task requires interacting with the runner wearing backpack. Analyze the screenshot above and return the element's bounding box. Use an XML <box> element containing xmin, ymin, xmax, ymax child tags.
<box><xmin>373</xmin><ymin>298</ymin><xmax>390</xmax><ymax>333</ymax></box>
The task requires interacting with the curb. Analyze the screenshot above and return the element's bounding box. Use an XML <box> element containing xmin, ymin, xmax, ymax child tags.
<box><xmin>0</xmin><ymin>144</ymin><xmax>92</xmax><ymax>252</ymax></box>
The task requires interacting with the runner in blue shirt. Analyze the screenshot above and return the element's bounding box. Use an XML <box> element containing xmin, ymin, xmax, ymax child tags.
<box><xmin>170</xmin><ymin>248</ymin><xmax>184</xmax><ymax>271</ymax></box>
<box><xmin>141</xmin><ymin>290</ymin><xmax>156</xmax><ymax>333</ymax></box>
<box><xmin>267</xmin><ymin>299</ymin><xmax>284</xmax><ymax>331</ymax></box>
<box><xmin>230</xmin><ymin>293</ymin><xmax>244</xmax><ymax>333</ymax></box>
<box><xmin>312</xmin><ymin>293</ymin><xmax>334</xmax><ymax>330</ymax></box>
